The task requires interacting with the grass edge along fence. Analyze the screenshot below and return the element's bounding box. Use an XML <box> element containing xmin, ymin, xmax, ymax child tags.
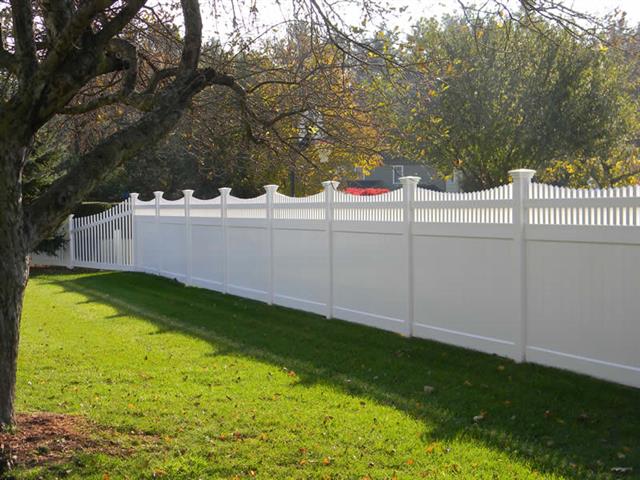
<box><xmin>31</xmin><ymin>169</ymin><xmax>640</xmax><ymax>389</ymax></box>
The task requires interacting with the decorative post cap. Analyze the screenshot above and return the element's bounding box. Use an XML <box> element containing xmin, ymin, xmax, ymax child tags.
<box><xmin>130</xmin><ymin>192</ymin><xmax>139</xmax><ymax>200</ymax></box>
<box><xmin>182</xmin><ymin>189</ymin><xmax>194</xmax><ymax>198</ymax></box>
<box><xmin>321</xmin><ymin>180</ymin><xmax>340</xmax><ymax>189</ymax></box>
<box><xmin>508</xmin><ymin>169</ymin><xmax>536</xmax><ymax>180</ymax></box>
<box><xmin>263</xmin><ymin>184</ymin><xmax>279</xmax><ymax>194</ymax></box>
<box><xmin>399</xmin><ymin>176</ymin><xmax>421</xmax><ymax>185</ymax></box>
<box><xmin>153</xmin><ymin>191</ymin><xmax>164</xmax><ymax>199</ymax></box>
<box><xmin>218</xmin><ymin>187</ymin><xmax>232</xmax><ymax>195</ymax></box>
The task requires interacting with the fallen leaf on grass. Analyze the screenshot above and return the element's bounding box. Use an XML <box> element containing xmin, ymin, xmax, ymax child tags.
<box><xmin>611</xmin><ymin>467</ymin><xmax>633</xmax><ymax>474</ymax></box>
<box><xmin>425</xmin><ymin>442</ymin><xmax>440</xmax><ymax>454</ymax></box>
<box><xmin>473</xmin><ymin>411</ymin><xmax>487</xmax><ymax>423</ymax></box>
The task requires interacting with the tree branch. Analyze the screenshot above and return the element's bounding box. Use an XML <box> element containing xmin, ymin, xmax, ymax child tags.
<box><xmin>24</xmin><ymin>71</ymin><xmax>210</xmax><ymax>246</ymax></box>
<box><xmin>10</xmin><ymin>0</ymin><xmax>37</xmax><ymax>84</ymax></box>
<box><xmin>0</xmin><ymin>49</ymin><xmax>17</xmax><ymax>74</ymax></box>
<box><xmin>178</xmin><ymin>0</ymin><xmax>202</xmax><ymax>73</ymax></box>
<box><xmin>41</xmin><ymin>0</ymin><xmax>74</xmax><ymax>44</ymax></box>
<box><xmin>94</xmin><ymin>0</ymin><xmax>147</xmax><ymax>46</ymax></box>
<box><xmin>37</xmin><ymin>0</ymin><xmax>118</xmax><ymax>80</ymax></box>
<box><xmin>144</xmin><ymin>67</ymin><xmax>180</xmax><ymax>94</ymax></box>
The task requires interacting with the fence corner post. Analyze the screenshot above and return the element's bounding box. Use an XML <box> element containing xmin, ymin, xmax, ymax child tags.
<box><xmin>183</xmin><ymin>189</ymin><xmax>194</xmax><ymax>286</ymax></box>
<box><xmin>509</xmin><ymin>168</ymin><xmax>536</xmax><ymax>363</ymax></box>
<box><xmin>219</xmin><ymin>187</ymin><xmax>232</xmax><ymax>294</ymax></box>
<box><xmin>264</xmin><ymin>184</ymin><xmax>279</xmax><ymax>305</ymax></box>
<box><xmin>129</xmin><ymin>193</ymin><xmax>139</xmax><ymax>271</ymax></box>
<box><xmin>67</xmin><ymin>214</ymin><xmax>75</xmax><ymax>269</ymax></box>
<box><xmin>399</xmin><ymin>176</ymin><xmax>420</xmax><ymax>337</ymax></box>
<box><xmin>322</xmin><ymin>180</ymin><xmax>340</xmax><ymax>319</ymax></box>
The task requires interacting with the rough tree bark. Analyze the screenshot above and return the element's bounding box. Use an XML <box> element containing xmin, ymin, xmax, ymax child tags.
<box><xmin>0</xmin><ymin>142</ymin><xmax>30</xmax><ymax>427</ymax></box>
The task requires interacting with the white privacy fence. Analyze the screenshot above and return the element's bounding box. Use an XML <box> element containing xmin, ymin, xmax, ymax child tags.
<box><xmin>31</xmin><ymin>169</ymin><xmax>640</xmax><ymax>388</ymax></box>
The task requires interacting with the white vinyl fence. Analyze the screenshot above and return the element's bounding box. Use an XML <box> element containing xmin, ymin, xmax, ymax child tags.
<box><xmin>31</xmin><ymin>169</ymin><xmax>640</xmax><ymax>388</ymax></box>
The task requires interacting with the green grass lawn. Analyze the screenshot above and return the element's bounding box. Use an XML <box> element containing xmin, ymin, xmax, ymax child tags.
<box><xmin>14</xmin><ymin>269</ymin><xmax>640</xmax><ymax>479</ymax></box>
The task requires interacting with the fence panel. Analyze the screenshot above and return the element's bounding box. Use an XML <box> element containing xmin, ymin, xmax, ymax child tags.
<box><xmin>524</xmin><ymin>184</ymin><xmax>640</xmax><ymax>385</ymax></box>
<box><xmin>43</xmin><ymin>198</ymin><xmax>136</xmax><ymax>271</ymax></box>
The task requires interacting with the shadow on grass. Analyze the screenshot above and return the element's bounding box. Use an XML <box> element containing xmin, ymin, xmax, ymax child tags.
<box><xmin>33</xmin><ymin>268</ymin><xmax>640</xmax><ymax>479</ymax></box>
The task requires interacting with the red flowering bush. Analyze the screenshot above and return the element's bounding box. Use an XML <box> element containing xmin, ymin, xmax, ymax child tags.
<box><xmin>343</xmin><ymin>187</ymin><xmax>390</xmax><ymax>196</ymax></box>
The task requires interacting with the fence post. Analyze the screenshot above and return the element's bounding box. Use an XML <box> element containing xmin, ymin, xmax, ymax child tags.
<box><xmin>153</xmin><ymin>191</ymin><xmax>163</xmax><ymax>274</ymax></box>
<box><xmin>219</xmin><ymin>187</ymin><xmax>232</xmax><ymax>294</ymax></box>
<box><xmin>509</xmin><ymin>168</ymin><xmax>536</xmax><ymax>362</ymax></box>
<box><xmin>182</xmin><ymin>189</ymin><xmax>194</xmax><ymax>285</ymax></box>
<box><xmin>129</xmin><ymin>193</ymin><xmax>139</xmax><ymax>270</ymax></box>
<box><xmin>399</xmin><ymin>176</ymin><xmax>420</xmax><ymax>337</ymax></box>
<box><xmin>264</xmin><ymin>184</ymin><xmax>279</xmax><ymax>305</ymax></box>
<box><xmin>322</xmin><ymin>180</ymin><xmax>339</xmax><ymax>319</ymax></box>
<box><xmin>67</xmin><ymin>214</ymin><xmax>75</xmax><ymax>269</ymax></box>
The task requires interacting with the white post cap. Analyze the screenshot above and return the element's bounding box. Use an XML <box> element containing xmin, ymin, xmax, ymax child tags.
<box><xmin>218</xmin><ymin>187</ymin><xmax>232</xmax><ymax>195</ymax></box>
<box><xmin>153</xmin><ymin>191</ymin><xmax>164</xmax><ymax>199</ymax></box>
<box><xmin>263</xmin><ymin>184</ymin><xmax>279</xmax><ymax>194</ymax></box>
<box><xmin>399</xmin><ymin>176</ymin><xmax>421</xmax><ymax>185</ymax></box>
<box><xmin>508</xmin><ymin>169</ymin><xmax>536</xmax><ymax>180</ymax></box>
<box><xmin>321</xmin><ymin>180</ymin><xmax>340</xmax><ymax>189</ymax></box>
<box><xmin>182</xmin><ymin>189</ymin><xmax>195</xmax><ymax>198</ymax></box>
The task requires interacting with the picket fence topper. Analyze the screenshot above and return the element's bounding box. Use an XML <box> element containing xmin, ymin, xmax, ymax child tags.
<box><xmin>33</xmin><ymin>168</ymin><xmax>640</xmax><ymax>389</ymax></box>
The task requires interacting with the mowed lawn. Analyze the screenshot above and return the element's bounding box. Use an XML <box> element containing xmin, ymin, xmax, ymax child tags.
<box><xmin>15</xmin><ymin>270</ymin><xmax>640</xmax><ymax>479</ymax></box>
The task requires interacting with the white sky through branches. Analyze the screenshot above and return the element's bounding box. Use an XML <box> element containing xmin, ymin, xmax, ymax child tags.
<box><xmin>192</xmin><ymin>0</ymin><xmax>640</xmax><ymax>43</ymax></box>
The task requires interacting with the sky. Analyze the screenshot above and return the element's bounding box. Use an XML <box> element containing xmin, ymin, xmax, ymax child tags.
<box><xmin>196</xmin><ymin>0</ymin><xmax>640</xmax><ymax>42</ymax></box>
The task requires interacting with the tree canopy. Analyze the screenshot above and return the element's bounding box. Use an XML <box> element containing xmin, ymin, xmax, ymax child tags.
<box><xmin>371</xmin><ymin>13</ymin><xmax>640</xmax><ymax>190</ymax></box>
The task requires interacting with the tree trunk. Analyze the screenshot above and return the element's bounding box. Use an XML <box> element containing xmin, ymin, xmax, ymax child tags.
<box><xmin>0</xmin><ymin>144</ymin><xmax>29</xmax><ymax>428</ymax></box>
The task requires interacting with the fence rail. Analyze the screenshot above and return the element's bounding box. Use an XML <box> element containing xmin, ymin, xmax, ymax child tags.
<box><xmin>30</xmin><ymin>169</ymin><xmax>640</xmax><ymax>389</ymax></box>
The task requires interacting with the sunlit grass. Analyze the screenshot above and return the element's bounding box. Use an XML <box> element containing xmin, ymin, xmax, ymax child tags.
<box><xmin>14</xmin><ymin>269</ymin><xmax>639</xmax><ymax>479</ymax></box>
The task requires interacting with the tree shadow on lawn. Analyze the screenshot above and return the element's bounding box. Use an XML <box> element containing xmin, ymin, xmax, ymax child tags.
<box><xmin>37</xmin><ymin>269</ymin><xmax>640</xmax><ymax>479</ymax></box>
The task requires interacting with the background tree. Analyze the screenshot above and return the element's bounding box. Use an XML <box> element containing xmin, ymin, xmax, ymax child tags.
<box><xmin>49</xmin><ymin>20</ymin><xmax>385</xmax><ymax>201</ymax></box>
<box><xmin>373</xmin><ymin>12</ymin><xmax>639</xmax><ymax>190</ymax></box>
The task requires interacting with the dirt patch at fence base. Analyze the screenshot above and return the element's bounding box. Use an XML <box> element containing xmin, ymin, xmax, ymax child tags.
<box><xmin>0</xmin><ymin>412</ymin><xmax>156</xmax><ymax>472</ymax></box>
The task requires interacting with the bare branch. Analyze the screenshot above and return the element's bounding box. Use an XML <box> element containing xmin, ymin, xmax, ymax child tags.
<box><xmin>10</xmin><ymin>0</ymin><xmax>37</xmax><ymax>83</ymax></box>
<box><xmin>94</xmin><ymin>0</ymin><xmax>147</xmax><ymax>46</ymax></box>
<box><xmin>0</xmin><ymin>49</ymin><xmax>17</xmax><ymax>74</ymax></box>
<box><xmin>41</xmin><ymin>0</ymin><xmax>73</xmax><ymax>43</ymax></box>
<box><xmin>144</xmin><ymin>67</ymin><xmax>180</xmax><ymax>94</ymax></box>
<box><xmin>178</xmin><ymin>0</ymin><xmax>202</xmax><ymax>73</ymax></box>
